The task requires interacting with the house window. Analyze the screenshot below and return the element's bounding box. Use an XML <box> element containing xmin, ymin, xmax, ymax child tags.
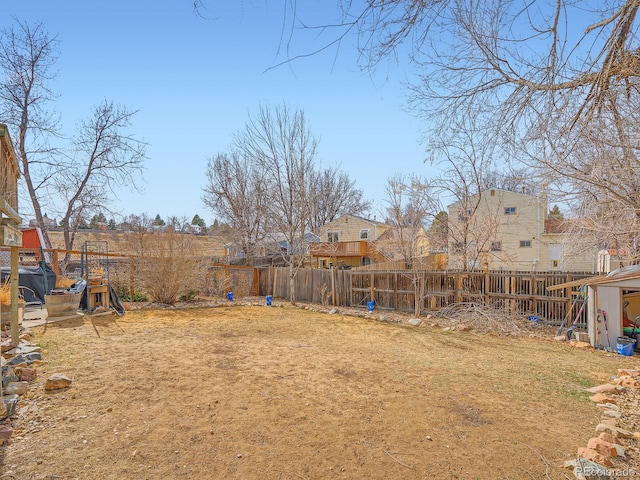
<box><xmin>551</xmin><ymin>260</ymin><xmax>559</xmax><ymax>268</ymax></box>
<box><xmin>360</xmin><ymin>229</ymin><xmax>370</xmax><ymax>240</ymax></box>
<box><xmin>328</xmin><ymin>232</ymin><xmax>339</xmax><ymax>243</ymax></box>
<box><xmin>490</xmin><ymin>241</ymin><xmax>502</xmax><ymax>251</ymax></box>
<box><xmin>520</xmin><ymin>240</ymin><xmax>532</xmax><ymax>248</ymax></box>
<box><xmin>504</xmin><ymin>207</ymin><xmax>517</xmax><ymax>215</ymax></box>
<box><xmin>452</xmin><ymin>242</ymin><xmax>464</xmax><ymax>254</ymax></box>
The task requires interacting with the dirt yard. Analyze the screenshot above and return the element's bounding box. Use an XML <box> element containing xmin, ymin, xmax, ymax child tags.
<box><xmin>0</xmin><ymin>301</ymin><xmax>637</xmax><ymax>479</ymax></box>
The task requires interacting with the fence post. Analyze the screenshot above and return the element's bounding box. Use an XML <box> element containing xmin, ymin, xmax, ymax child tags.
<box><xmin>129</xmin><ymin>256</ymin><xmax>135</xmax><ymax>297</ymax></box>
<box><xmin>531</xmin><ymin>272</ymin><xmax>537</xmax><ymax>315</ymax></box>
<box><xmin>331</xmin><ymin>267</ymin><xmax>336</xmax><ymax>306</ymax></box>
<box><xmin>273</xmin><ymin>267</ymin><xmax>278</xmax><ymax>298</ymax></box>
<box><xmin>484</xmin><ymin>271</ymin><xmax>489</xmax><ymax>306</ymax></box>
<box><xmin>370</xmin><ymin>272</ymin><xmax>375</xmax><ymax>305</ymax></box>
<box><xmin>253</xmin><ymin>267</ymin><xmax>259</xmax><ymax>296</ymax></box>
<box><xmin>510</xmin><ymin>276</ymin><xmax>517</xmax><ymax>315</ymax></box>
<box><xmin>52</xmin><ymin>249</ymin><xmax>59</xmax><ymax>277</ymax></box>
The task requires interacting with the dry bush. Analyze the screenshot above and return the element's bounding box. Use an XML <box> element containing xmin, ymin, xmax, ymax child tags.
<box><xmin>432</xmin><ymin>302</ymin><xmax>535</xmax><ymax>335</ymax></box>
<box><xmin>134</xmin><ymin>229</ymin><xmax>208</xmax><ymax>305</ymax></box>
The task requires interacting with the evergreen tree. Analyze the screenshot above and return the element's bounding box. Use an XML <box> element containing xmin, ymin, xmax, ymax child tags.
<box><xmin>548</xmin><ymin>205</ymin><xmax>564</xmax><ymax>220</ymax></box>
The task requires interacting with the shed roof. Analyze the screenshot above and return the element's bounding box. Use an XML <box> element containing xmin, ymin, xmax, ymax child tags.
<box><xmin>546</xmin><ymin>265</ymin><xmax>640</xmax><ymax>291</ymax></box>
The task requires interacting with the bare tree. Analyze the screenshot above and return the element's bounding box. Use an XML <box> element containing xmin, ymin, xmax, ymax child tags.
<box><xmin>0</xmin><ymin>20</ymin><xmax>147</xmax><ymax>253</ymax></box>
<box><xmin>121</xmin><ymin>213</ymin><xmax>153</xmax><ymax>256</ymax></box>
<box><xmin>234</xmin><ymin>103</ymin><xmax>317</xmax><ymax>304</ymax></box>
<box><xmin>55</xmin><ymin>100</ymin><xmax>146</xmax><ymax>252</ymax></box>
<box><xmin>202</xmin><ymin>150</ymin><xmax>269</xmax><ymax>263</ymax></box>
<box><xmin>308</xmin><ymin>166</ymin><xmax>371</xmax><ymax>232</ymax></box>
<box><xmin>427</xmin><ymin>114</ymin><xmax>513</xmax><ymax>270</ymax></box>
<box><xmin>200</xmin><ymin>2</ymin><xmax>640</xmax><ymax>260</ymax></box>
<box><xmin>379</xmin><ymin>173</ymin><xmax>437</xmax><ymax>316</ymax></box>
<box><xmin>0</xmin><ymin>20</ymin><xmax>60</xmax><ymax>247</ymax></box>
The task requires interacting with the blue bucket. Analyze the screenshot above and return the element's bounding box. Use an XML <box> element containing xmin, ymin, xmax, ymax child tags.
<box><xmin>367</xmin><ymin>301</ymin><xmax>375</xmax><ymax>312</ymax></box>
<box><xmin>227</xmin><ymin>292</ymin><xmax>233</xmax><ymax>301</ymax></box>
<box><xmin>617</xmin><ymin>336</ymin><xmax>635</xmax><ymax>356</ymax></box>
<box><xmin>266</xmin><ymin>295</ymin><xmax>272</xmax><ymax>306</ymax></box>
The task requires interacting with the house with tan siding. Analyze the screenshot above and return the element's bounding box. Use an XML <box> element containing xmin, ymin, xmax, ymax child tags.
<box><xmin>447</xmin><ymin>188</ymin><xmax>599</xmax><ymax>272</ymax></box>
<box><xmin>310</xmin><ymin>215</ymin><xmax>390</xmax><ymax>268</ymax></box>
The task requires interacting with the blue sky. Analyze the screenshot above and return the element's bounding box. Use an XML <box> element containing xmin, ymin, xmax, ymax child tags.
<box><xmin>2</xmin><ymin>1</ymin><xmax>428</xmax><ymax>225</ymax></box>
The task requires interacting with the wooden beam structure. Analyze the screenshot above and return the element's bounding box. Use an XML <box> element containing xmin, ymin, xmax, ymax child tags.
<box><xmin>0</xmin><ymin>124</ymin><xmax>22</xmax><ymax>343</ymax></box>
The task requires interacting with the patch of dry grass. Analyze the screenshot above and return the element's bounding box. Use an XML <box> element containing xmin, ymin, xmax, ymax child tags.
<box><xmin>1</xmin><ymin>305</ymin><xmax>633</xmax><ymax>479</ymax></box>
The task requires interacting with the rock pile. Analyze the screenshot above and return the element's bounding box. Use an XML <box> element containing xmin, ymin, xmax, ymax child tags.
<box><xmin>564</xmin><ymin>368</ymin><xmax>640</xmax><ymax>479</ymax></box>
<box><xmin>0</xmin><ymin>329</ymin><xmax>71</xmax><ymax>446</ymax></box>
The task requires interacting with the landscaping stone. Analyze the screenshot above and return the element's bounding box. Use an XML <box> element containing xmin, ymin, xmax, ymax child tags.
<box><xmin>44</xmin><ymin>374</ymin><xmax>72</xmax><ymax>391</ymax></box>
<box><xmin>613</xmin><ymin>444</ymin><xmax>625</xmax><ymax>458</ymax></box>
<box><xmin>6</xmin><ymin>354</ymin><xmax>26</xmax><ymax>366</ymax></box>
<box><xmin>25</xmin><ymin>352</ymin><xmax>41</xmax><ymax>363</ymax></box>
<box><xmin>15</xmin><ymin>367</ymin><xmax>36</xmax><ymax>382</ymax></box>
<box><xmin>597</xmin><ymin>432</ymin><xmax>619</xmax><ymax>445</ymax></box>
<box><xmin>2</xmin><ymin>394</ymin><xmax>18</xmax><ymax>417</ymax></box>
<box><xmin>0</xmin><ymin>425</ymin><xmax>13</xmax><ymax>441</ymax></box>
<box><xmin>595</xmin><ymin>424</ymin><xmax>617</xmax><ymax>436</ymax></box>
<box><xmin>0</xmin><ymin>339</ymin><xmax>17</xmax><ymax>353</ymax></box>
<box><xmin>577</xmin><ymin>447</ymin><xmax>613</xmax><ymax>467</ymax></box>
<box><xmin>615</xmin><ymin>376</ymin><xmax>640</xmax><ymax>388</ymax></box>
<box><xmin>586</xmin><ymin>437</ymin><xmax>618</xmax><ymax>457</ymax></box>
<box><xmin>602</xmin><ymin>410</ymin><xmax>622</xmax><ymax>419</ymax></box>
<box><xmin>6</xmin><ymin>345</ymin><xmax>40</xmax><ymax>356</ymax></box>
<box><xmin>587</xmin><ymin>384</ymin><xmax>624</xmax><ymax>395</ymax></box>
<box><xmin>4</xmin><ymin>381</ymin><xmax>28</xmax><ymax>396</ymax></box>
<box><xmin>589</xmin><ymin>393</ymin><xmax>617</xmax><ymax>404</ymax></box>
<box><xmin>564</xmin><ymin>458</ymin><xmax>611</xmax><ymax>479</ymax></box>
<box><xmin>408</xmin><ymin>318</ymin><xmax>422</xmax><ymax>326</ymax></box>
<box><xmin>2</xmin><ymin>366</ymin><xmax>18</xmax><ymax>386</ymax></box>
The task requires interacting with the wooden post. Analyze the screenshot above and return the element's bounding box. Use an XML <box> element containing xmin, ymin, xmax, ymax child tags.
<box><xmin>129</xmin><ymin>256</ymin><xmax>135</xmax><ymax>297</ymax></box>
<box><xmin>510</xmin><ymin>276</ymin><xmax>517</xmax><ymax>315</ymax></box>
<box><xmin>370</xmin><ymin>272</ymin><xmax>375</xmax><ymax>305</ymax></box>
<box><xmin>484</xmin><ymin>271</ymin><xmax>490</xmax><ymax>306</ymax></box>
<box><xmin>253</xmin><ymin>267</ymin><xmax>259</xmax><ymax>296</ymax></box>
<box><xmin>531</xmin><ymin>273</ymin><xmax>537</xmax><ymax>315</ymax></box>
<box><xmin>273</xmin><ymin>268</ymin><xmax>278</xmax><ymax>297</ymax></box>
<box><xmin>394</xmin><ymin>271</ymin><xmax>398</xmax><ymax>312</ymax></box>
<box><xmin>331</xmin><ymin>267</ymin><xmax>336</xmax><ymax>306</ymax></box>
<box><xmin>52</xmin><ymin>249</ymin><xmax>59</xmax><ymax>277</ymax></box>
<box><xmin>10</xmin><ymin>246</ymin><xmax>19</xmax><ymax>343</ymax></box>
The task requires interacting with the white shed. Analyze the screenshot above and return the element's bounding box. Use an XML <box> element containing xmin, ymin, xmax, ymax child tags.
<box><xmin>548</xmin><ymin>266</ymin><xmax>640</xmax><ymax>351</ymax></box>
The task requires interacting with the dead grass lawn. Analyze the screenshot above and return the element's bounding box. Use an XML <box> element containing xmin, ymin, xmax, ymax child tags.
<box><xmin>0</xmin><ymin>304</ymin><xmax>635</xmax><ymax>479</ymax></box>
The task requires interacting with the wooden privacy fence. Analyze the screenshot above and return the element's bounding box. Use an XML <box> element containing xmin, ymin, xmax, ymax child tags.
<box><xmin>258</xmin><ymin>267</ymin><xmax>595</xmax><ymax>324</ymax></box>
<box><xmin>0</xmin><ymin>246</ymin><xmax>595</xmax><ymax>324</ymax></box>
